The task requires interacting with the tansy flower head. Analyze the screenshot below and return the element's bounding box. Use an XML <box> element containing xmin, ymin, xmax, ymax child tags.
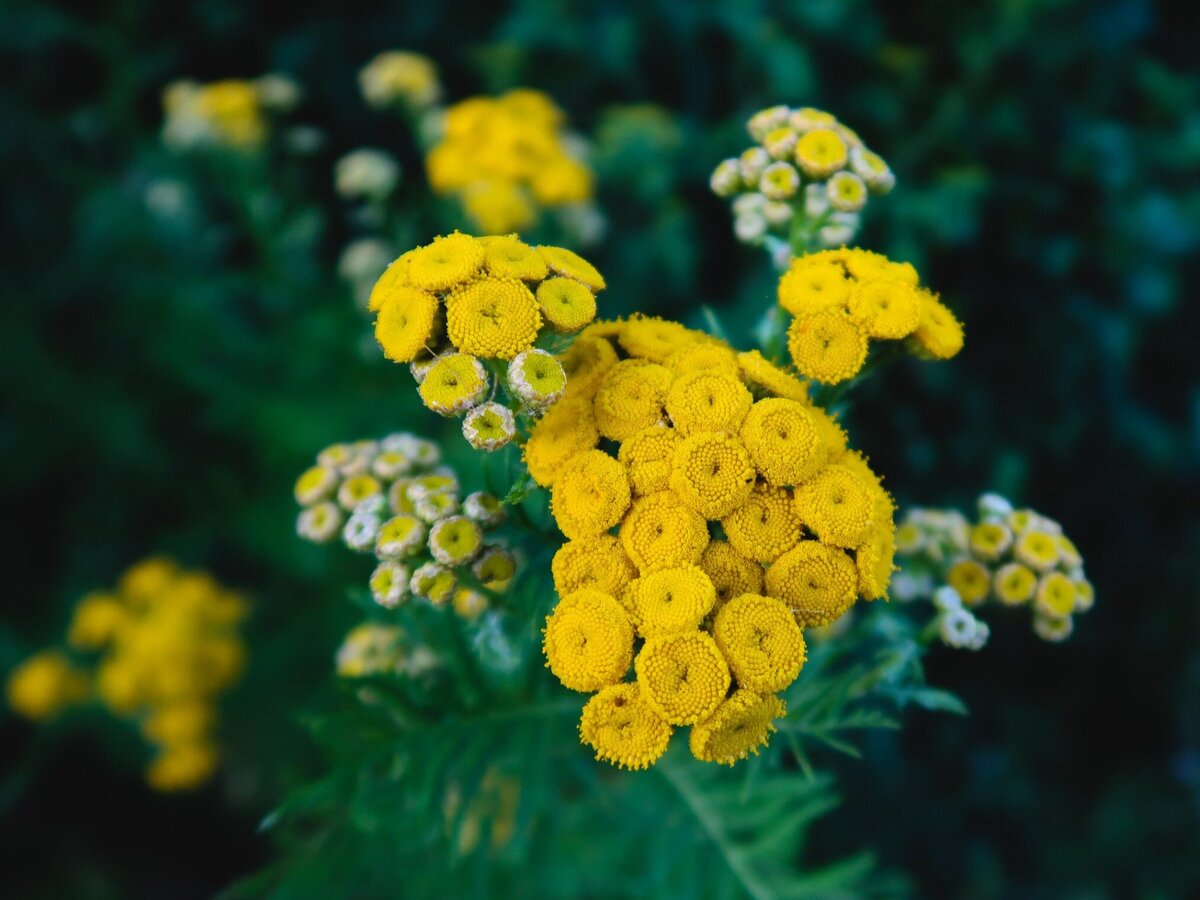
<box><xmin>1072</xmin><ymin>577</ymin><xmax>1095</xmax><ymax>612</ymax></box>
<box><xmin>414</xmin><ymin>491</ymin><xmax>459</xmax><ymax>523</ymax></box>
<box><xmin>618</xmin><ymin>425</ymin><xmax>682</xmax><ymax>497</ymax></box>
<box><xmin>410</xmin><ymin>562</ymin><xmax>456</xmax><ymax>605</ymax></box>
<box><xmin>523</xmin><ymin>395</ymin><xmax>600</xmax><ymax>487</ymax></box>
<box><xmin>452</xmin><ymin>588</ymin><xmax>489</xmax><ymax>620</ymax></box>
<box><xmin>593</xmin><ymin>360</ymin><xmax>672</xmax><ymax>441</ymax></box>
<box><xmin>700</xmin><ymin>541</ymin><xmax>766</xmax><ymax>610</ymax></box>
<box><xmin>482</xmin><ymin>235</ymin><xmax>549</xmax><ymax>281</ymax></box>
<box><xmin>665</xmin><ymin>370</ymin><xmax>753</xmax><ymax>437</ymax></box>
<box><xmin>146</xmin><ymin>742</ymin><xmax>219</xmax><ymax>793</ymax></box>
<box><xmin>552</xmin><ymin>535</ymin><xmax>638</xmax><ymax>597</ymax></box>
<box><xmin>619</xmin><ymin>491</ymin><xmax>710</xmax><ymax>573</ymax></box>
<box><xmin>710</xmin><ymin>158</ymin><xmax>742</xmax><ymax>197</ymax></box>
<box><xmin>713</xmin><ymin>594</ymin><xmax>806</xmax><ymax>694</ymax></box>
<box><xmin>68</xmin><ymin>593</ymin><xmax>127</xmax><ymax>649</ymax></box>
<box><xmin>579</xmin><ymin>683</ymin><xmax>672</xmax><ymax>770</ymax></box>
<box><xmin>462</xmin><ymin>402</ymin><xmax>517</xmax><ymax>451</ymax></box>
<box><xmin>1034</xmin><ymin>613</ymin><xmax>1073</xmax><ymax>643</ymax></box>
<box><xmin>855</xmin><ymin>521</ymin><xmax>897</xmax><ymax>601</ymax></box>
<box><xmin>778</xmin><ymin>261</ymin><xmax>853</xmax><ymax>318</ymax></box>
<box><xmin>374</xmin><ymin>287</ymin><xmax>440</xmax><ymax>363</ymax></box>
<box><xmin>359</xmin><ymin>51</ymin><xmax>440</xmax><ymax>110</ymax></box>
<box><xmin>6</xmin><ymin>651</ymin><xmax>89</xmax><ymax>721</ymax></box>
<box><xmin>850</xmin><ymin>146</ymin><xmax>895</xmax><ymax>193</ymax></box>
<box><xmin>1056</xmin><ymin>535</ymin><xmax>1084</xmax><ymax>569</ymax></box>
<box><xmin>370</xmin><ymin>561</ymin><xmax>411</xmax><ymax>608</ymax></box>
<box><xmin>635</xmin><ymin>631</ymin><xmax>730</xmax><ymax>726</ymax></box>
<box><xmin>463</xmin><ymin>491</ymin><xmax>505</xmax><ymax>527</ymax></box>
<box><xmin>446</xmin><ymin>277</ymin><xmax>541</xmax><ymax>359</ymax></box>
<box><xmin>765</xmin><ymin>541</ymin><xmax>858</xmax><ymax>628</ymax></box>
<box><xmin>428</xmin><ymin>516</ymin><xmax>484</xmax><ymax>566</ymax></box>
<box><xmin>550</xmin><ymin>450</ymin><xmax>631</xmax><ymax>540</ymax></box>
<box><xmin>560</xmin><ymin>334</ymin><xmax>619</xmax><ymax>401</ymax></box>
<box><xmin>947</xmin><ymin>559</ymin><xmax>990</xmax><ymax>605</ymax></box>
<box><xmin>536</xmin><ymin>278</ymin><xmax>596</xmax><ymax>333</ymax></box>
<box><xmin>1035</xmin><ymin>572</ymin><xmax>1077</xmax><ymax>619</ymax></box>
<box><xmin>689</xmin><ymin>690</ymin><xmax>785</xmax><ymax>765</ymax></box>
<box><xmin>994</xmin><ymin>562</ymin><xmax>1037</xmax><ymax>605</ymax></box>
<box><xmin>847</xmin><ymin>280</ymin><xmax>921</xmax><ymax>339</ymax></box>
<box><xmin>735</xmin><ymin>350</ymin><xmax>810</xmax><ymax>403</ymax></box>
<box><xmin>627</xmin><ymin>566</ymin><xmax>716</xmax><ymax>637</ymax></box>
<box><xmin>618</xmin><ymin>317</ymin><xmax>706</xmax><ymax>363</ymax></box>
<box><xmin>406</xmin><ymin>232</ymin><xmax>485</xmax><ymax>291</ymax></box>
<box><xmin>537</xmin><ymin>245</ymin><xmax>606</xmax><ymax>291</ymax></box>
<box><xmin>794</xmin><ymin>128</ymin><xmax>848</xmax><ymax>178</ymax></box>
<box><xmin>665</xmin><ymin>343</ymin><xmax>741</xmax><ymax>380</ymax></box>
<box><xmin>668</xmin><ymin>432</ymin><xmax>756</xmax><ymax>520</ymax></box>
<box><xmin>739</xmin><ymin>398</ymin><xmax>824</xmax><ymax>487</ymax></box>
<box><xmin>371</xmin><ymin>450</ymin><xmax>413</xmax><ymax>480</ymax></box>
<box><xmin>722</xmin><ymin>483</ymin><xmax>803</xmax><ymax>564</ymax></box>
<box><xmin>826</xmin><ymin>171</ymin><xmax>868</xmax><ymax>212</ymax></box>
<box><xmin>418</xmin><ymin>353</ymin><xmax>489</xmax><ymax>415</ymax></box>
<box><xmin>793</xmin><ymin>464</ymin><xmax>876</xmax><ymax>548</ymax></box>
<box><xmin>1014</xmin><ymin>530</ymin><xmax>1060</xmax><ymax>572</ymax></box>
<box><xmin>910</xmin><ymin>291</ymin><xmax>964</xmax><ymax>360</ymax></box>
<box><xmin>343</xmin><ymin>511</ymin><xmax>382</xmax><ymax>552</ymax></box>
<box><xmin>294</xmin><ymin>465</ymin><xmax>338</xmax><ymax>505</ymax></box>
<box><xmin>472</xmin><ymin>546</ymin><xmax>517</xmax><ymax>590</ymax></box>
<box><xmin>507</xmin><ymin>348</ymin><xmax>567</xmax><ymax>408</ymax></box>
<box><xmin>787</xmin><ymin>309</ymin><xmax>869</xmax><ymax>385</ymax></box>
<box><xmin>763</xmin><ymin>127</ymin><xmax>798</xmax><ymax>160</ymax></box>
<box><xmin>969</xmin><ymin>522</ymin><xmax>1014</xmax><ymax>562</ymax></box>
<box><xmin>739</xmin><ymin>147</ymin><xmax>770</xmax><ymax>184</ymax></box>
<box><xmin>376</xmin><ymin>515</ymin><xmax>426</xmax><ymax>558</ymax></box>
<box><xmin>297</xmin><ymin>502</ymin><xmax>343</xmax><ymax>543</ymax></box>
<box><xmin>758</xmin><ymin>161</ymin><xmax>800</xmax><ymax>200</ymax></box>
<box><xmin>544</xmin><ymin>589</ymin><xmax>634</xmax><ymax>692</ymax></box>
<box><xmin>748</xmin><ymin>105</ymin><xmax>791</xmax><ymax>141</ymax></box>
<box><xmin>337</xmin><ymin>474</ymin><xmax>383</xmax><ymax>510</ymax></box>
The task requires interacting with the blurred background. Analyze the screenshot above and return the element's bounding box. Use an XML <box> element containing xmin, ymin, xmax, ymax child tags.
<box><xmin>2</xmin><ymin>0</ymin><xmax>1198</xmax><ymax>897</ymax></box>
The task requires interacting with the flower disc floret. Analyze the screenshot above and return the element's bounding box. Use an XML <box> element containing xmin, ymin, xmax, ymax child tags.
<box><xmin>739</xmin><ymin>398</ymin><xmax>824</xmax><ymax>487</ymax></box>
<box><xmin>668</xmin><ymin>433</ymin><xmax>756</xmax><ymax>520</ymax></box>
<box><xmin>619</xmin><ymin>491</ymin><xmax>709</xmax><ymax>573</ymax></box>
<box><xmin>406</xmin><ymin>233</ymin><xmax>485</xmax><ymax>291</ymax></box>
<box><xmin>787</xmin><ymin>310</ymin><xmax>869</xmax><ymax>385</ymax></box>
<box><xmin>627</xmin><ymin>566</ymin><xmax>716</xmax><ymax>637</ymax></box>
<box><xmin>665</xmin><ymin>370</ymin><xmax>753</xmax><ymax>437</ymax></box>
<box><xmin>722</xmin><ymin>484</ymin><xmax>803</xmax><ymax>564</ymax></box>
<box><xmin>765</xmin><ymin>542</ymin><xmax>858</xmax><ymax>627</ymax></box>
<box><xmin>689</xmin><ymin>690</ymin><xmax>785</xmax><ymax>765</ymax></box>
<box><xmin>579</xmin><ymin>683</ymin><xmax>672</xmax><ymax>770</ymax></box>
<box><xmin>543</xmin><ymin>589</ymin><xmax>634</xmax><ymax>692</ymax></box>
<box><xmin>550</xmin><ymin>450</ymin><xmax>631</xmax><ymax>540</ymax></box>
<box><xmin>635</xmin><ymin>632</ymin><xmax>730</xmax><ymax>726</ymax></box>
<box><xmin>793</xmin><ymin>464</ymin><xmax>875</xmax><ymax>548</ymax></box>
<box><xmin>445</xmin><ymin>276</ymin><xmax>541</xmax><ymax>359</ymax></box>
<box><xmin>713</xmin><ymin>594</ymin><xmax>805</xmax><ymax>694</ymax></box>
<box><xmin>418</xmin><ymin>353</ymin><xmax>489</xmax><ymax>415</ymax></box>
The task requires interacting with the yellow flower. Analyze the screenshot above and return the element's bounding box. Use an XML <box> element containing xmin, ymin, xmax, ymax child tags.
<box><xmin>690</xmin><ymin>690</ymin><xmax>785</xmax><ymax>765</ymax></box>
<box><xmin>635</xmin><ymin>631</ymin><xmax>730</xmax><ymax>726</ymax></box>
<box><xmin>665</xmin><ymin>343</ymin><xmax>741</xmax><ymax>380</ymax></box>
<box><xmin>765</xmin><ymin>542</ymin><xmax>858</xmax><ymax>627</ymax></box>
<box><xmin>668</xmin><ymin>432</ymin><xmax>756</xmax><ymax>519</ymax></box>
<box><xmin>762</xmin><ymin>126</ymin><xmax>798</xmax><ymax>159</ymax></box>
<box><xmin>617</xmin><ymin>316</ymin><xmax>706</xmax><ymax>363</ymax></box>
<box><xmin>543</xmin><ymin>589</ymin><xmax>634</xmax><ymax>692</ymax></box>
<box><xmin>617</xmin><ymin>424</ymin><xmax>681</xmax><ymax>496</ymax></box>
<box><xmin>536</xmin><ymin>245</ymin><xmax>606</xmax><ymax>291</ymax></box>
<box><xmin>579</xmin><ymin>683</ymin><xmax>672</xmax><ymax>770</ymax></box>
<box><xmin>619</xmin><ymin>491</ymin><xmax>709</xmax><ymax>573</ymax></box>
<box><xmin>96</xmin><ymin>656</ymin><xmax>142</xmax><ymax>714</ymax></box>
<box><xmin>778</xmin><ymin>262</ymin><xmax>853</xmax><ymax>318</ymax></box>
<box><xmin>452</xmin><ymin>588</ymin><xmax>490</xmax><ymax>620</ymax></box>
<box><xmin>428</xmin><ymin>516</ymin><xmax>484</xmax><ymax>566</ymax></box>
<box><xmin>359</xmin><ymin>51</ymin><xmax>440</xmax><ymax>109</ymax></box>
<box><xmin>665</xmin><ymin>370</ymin><xmax>753</xmax><ymax>437</ymax></box>
<box><xmin>1035</xmin><ymin>572</ymin><xmax>1077</xmax><ymax>619</ymax></box>
<box><xmin>792</xmin><ymin>464</ymin><xmax>875</xmax><ymax>548</ymax></box>
<box><xmin>735</xmin><ymin>350</ymin><xmax>811</xmax><ymax>403</ymax></box>
<box><xmin>1014</xmin><ymin>530</ymin><xmax>1060</xmax><ymax>572</ymax></box>
<box><xmin>297</xmin><ymin>502</ymin><xmax>343</xmax><ymax>543</ymax></box>
<box><xmin>699</xmin><ymin>541</ymin><xmax>765</xmax><ymax>610</ymax></box>
<box><xmin>787</xmin><ymin>310</ymin><xmax>869</xmax><ymax>385</ymax></box>
<box><xmin>6</xmin><ymin>651</ymin><xmax>88</xmax><ymax>721</ymax></box>
<box><xmin>462</xmin><ymin>179</ymin><xmax>537</xmax><ymax>234</ymax></box>
<box><xmin>531</xmin><ymin>156</ymin><xmax>593</xmax><ymax>205</ymax></box>
<box><xmin>713</xmin><ymin>594</ymin><xmax>806</xmax><ymax>693</ymax></box>
<box><xmin>593</xmin><ymin>360</ymin><xmax>673</xmax><ymax>440</ymax></box>
<box><xmin>146</xmin><ymin>741</ymin><xmax>218</xmax><ymax>792</ymax></box>
<box><xmin>445</xmin><ymin>276</ymin><xmax>542</xmax><ymax>360</ymax></box>
<box><xmin>855</xmin><ymin>521</ymin><xmax>897</xmax><ymax>601</ymax></box>
<box><xmin>462</xmin><ymin>401</ymin><xmax>517</xmax><ymax>451</ymax></box>
<box><xmin>627</xmin><ymin>566</ymin><xmax>716</xmax><ymax>637</ymax></box>
<box><xmin>969</xmin><ymin>522</ymin><xmax>1014</xmax><ymax>562</ymax></box>
<box><xmin>739</xmin><ymin>398</ymin><xmax>824</xmax><ymax>487</ymax></box>
<box><xmin>507</xmin><ymin>349</ymin><xmax>566</xmax><ymax>408</ymax></box>
<box><xmin>1033</xmin><ymin>613</ymin><xmax>1073</xmax><ymax>643</ymax></box>
<box><xmin>947</xmin><ymin>559</ymin><xmax>991</xmax><ymax>605</ymax></box>
<box><xmin>722</xmin><ymin>483</ymin><xmax>803</xmax><ymax>564</ymax></box>
<box><xmin>794</xmin><ymin>128</ymin><xmax>848</xmax><ymax>178</ymax></box>
<box><xmin>1073</xmin><ymin>577</ymin><xmax>1095</xmax><ymax>612</ymax></box>
<box><xmin>551</xmin><ymin>535</ymin><xmax>638</xmax><ymax>597</ymax></box>
<box><xmin>847</xmin><ymin>280</ymin><xmax>921</xmax><ymax>339</ymax></box>
<box><xmin>373</xmin><ymin>288</ymin><xmax>439</xmax><ymax>367</ymax></box>
<box><xmin>550</xmin><ymin>450</ymin><xmax>631</xmax><ymax>540</ymax></box>
<box><xmin>472</xmin><ymin>546</ymin><xmax>517</xmax><ymax>590</ymax></box>
<box><xmin>336</xmin><ymin>473</ymin><xmax>383</xmax><ymax>510</ymax></box>
<box><xmin>1056</xmin><ymin>535</ymin><xmax>1084</xmax><ymax>569</ymax></box>
<box><xmin>119</xmin><ymin>557</ymin><xmax>179</xmax><ymax>605</ymax></box>
<box><xmin>418</xmin><ymin>353</ymin><xmax>489</xmax><ymax>415</ymax></box>
<box><xmin>758</xmin><ymin>161</ymin><xmax>800</xmax><ymax>200</ymax></box>
<box><xmin>807</xmin><ymin>405</ymin><xmax>849</xmax><ymax>463</ymax></box>
<box><xmin>406</xmin><ymin>233</ymin><xmax>486</xmax><ymax>291</ymax></box>
<box><xmin>536</xmin><ymin>277</ymin><xmax>597</xmax><ymax>333</ymax></box>
<box><xmin>411</xmin><ymin>562</ymin><xmax>456</xmax><ymax>605</ymax></box>
<box><xmin>523</xmin><ymin>395</ymin><xmax>600</xmax><ymax>487</ymax></box>
<box><xmin>370</xmin><ymin>561</ymin><xmax>411</xmax><ymax>608</ymax></box>
<box><xmin>142</xmin><ymin>700</ymin><xmax>214</xmax><ymax>745</ymax></box>
<box><xmin>911</xmin><ymin>291</ymin><xmax>964</xmax><ymax>360</ymax></box>
<box><xmin>67</xmin><ymin>592</ymin><xmax>127</xmax><ymax>649</ymax></box>
<box><xmin>481</xmin><ymin>235</ymin><xmax>548</xmax><ymax>280</ymax></box>
<box><xmin>560</xmin><ymin>334</ymin><xmax>619</xmax><ymax>401</ymax></box>
<box><xmin>826</xmin><ymin>171</ymin><xmax>868</xmax><ymax>212</ymax></box>
<box><xmin>993</xmin><ymin>562</ymin><xmax>1037</xmax><ymax>605</ymax></box>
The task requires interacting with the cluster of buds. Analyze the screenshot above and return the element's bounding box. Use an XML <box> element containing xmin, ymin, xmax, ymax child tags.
<box><xmin>161</xmin><ymin>75</ymin><xmax>301</xmax><ymax>151</ymax></box>
<box><xmin>335</xmin><ymin>622</ymin><xmax>442</xmax><ymax>680</ymax></box>
<box><xmin>894</xmin><ymin>494</ymin><xmax>1094</xmax><ymax>647</ymax></box>
<box><xmin>710</xmin><ymin>106</ymin><xmax>894</xmax><ymax>260</ymax></box>
<box><xmin>294</xmin><ymin>433</ymin><xmax>516</xmax><ymax>617</ymax></box>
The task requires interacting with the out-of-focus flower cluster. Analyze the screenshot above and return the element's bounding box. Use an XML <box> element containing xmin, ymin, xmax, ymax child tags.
<box><xmin>6</xmin><ymin>558</ymin><xmax>247</xmax><ymax>791</ymax></box>
<box><xmin>711</xmin><ymin>106</ymin><xmax>894</xmax><ymax>254</ymax></box>
<box><xmin>529</xmin><ymin>316</ymin><xmax>897</xmax><ymax>767</ymax></box>
<box><xmin>778</xmin><ymin>248</ymin><xmax>964</xmax><ymax>385</ymax></box>
<box><xmin>359</xmin><ymin>51</ymin><xmax>441</xmax><ymax>112</ymax></box>
<box><xmin>162</xmin><ymin>75</ymin><xmax>301</xmax><ymax>151</ymax></box>
<box><xmin>894</xmin><ymin>494</ymin><xmax>1094</xmax><ymax>647</ymax></box>
<box><xmin>426</xmin><ymin>90</ymin><xmax>596</xmax><ymax>235</ymax></box>
<box><xmin>367</xmin><ymin>233</ymin><xmax>606</xmax><ymax>451</ymax></box>
<box><xmin>335</xmin><ymin>622</ymin><xmax>442</xmax><ymax>680</ymax></box>
<box><xmin>295</xmin><ymin>433</ymin><xmax>515</xmax><ymax>617</ymax></box>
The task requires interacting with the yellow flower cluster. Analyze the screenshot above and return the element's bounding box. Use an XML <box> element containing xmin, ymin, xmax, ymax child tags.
<box><xmin>896</xmin><ymin>494</ymin><xmax>1093</xmax><ymax>645</ymax></box>
<box><xmin>368</xmin><ymin>233</ymin><xmax>606</xmax><ymax>451</ymax></box>
<box><xmin>7</xmin><ymin>557</ymin><xmax>247</xmax><ymax>792</ymax></box>
<box><xmin>710</xmin><ymin>105</ymin><xmax>894</xmax><ymax>251</ymax></box>
<box><xmin>426</xmin><ymin>90</ymin><xmax>594</xmax><ymax>233</ymax></box>
<box><xmin>359</xmin><ymin>50</ymin><xmax>441</xmax><ymax>111</ymax></box>
<box><xmin>162</xmin><ymin>76</ymin><xmax>299</xmax><ymax>151</ymax></box>
<box><xmin>294</xmin><ymin>432</ymin><xmax>514</xmax><ymax>617</ymax></box>
<box><xmin>778</xmin><ymin>247</ymin><xmax>964</xmax><ymax>385</ymax></box>
<box><xmin>533</xmin><ymin>316</ymin><xmax>898</xmax><ymax>767</ymax></box>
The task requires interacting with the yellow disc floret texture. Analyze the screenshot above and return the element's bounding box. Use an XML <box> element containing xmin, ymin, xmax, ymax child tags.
<box><xmin>543</xmin><ymin>589</ymin><xmax>635</xmax><ymax>692</ymax></box>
